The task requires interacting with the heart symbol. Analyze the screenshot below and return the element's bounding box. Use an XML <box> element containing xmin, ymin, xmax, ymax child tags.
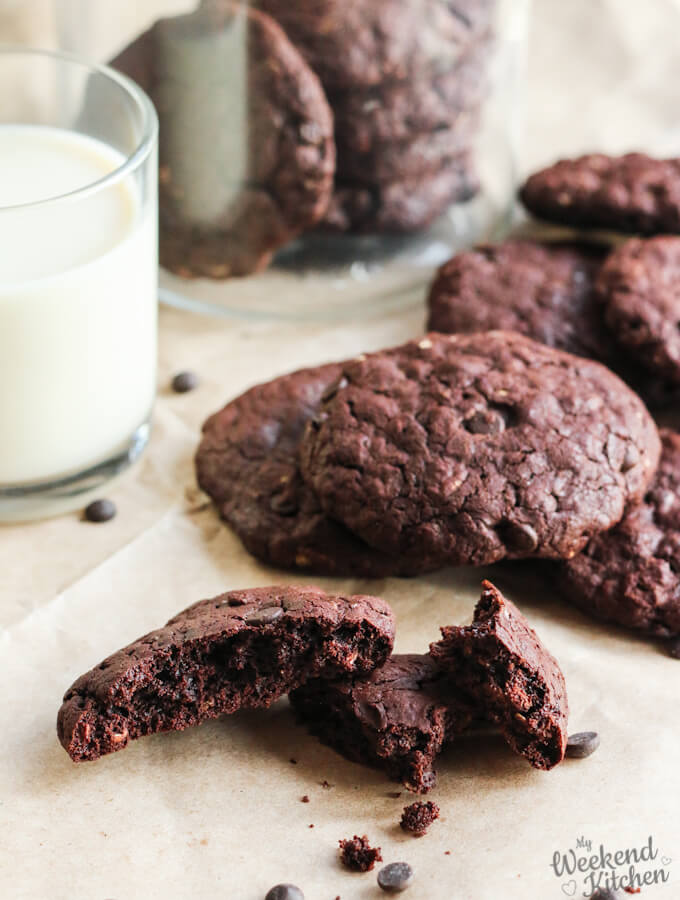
<box><xmin>662</xmin><ymin>856</ymin><xmax>672</xmax><ymax>865</ymax></box>
<box><xmin>561</xmin><ymin>881</ymin><xmax>577</xmax><ymax>897</ymax></box>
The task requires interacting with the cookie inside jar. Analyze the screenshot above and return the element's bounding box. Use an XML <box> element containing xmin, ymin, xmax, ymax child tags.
<box><xmin>104</xmin><ymin>0</ymin><xmax>527</xmax><ymax>313</ymax></box>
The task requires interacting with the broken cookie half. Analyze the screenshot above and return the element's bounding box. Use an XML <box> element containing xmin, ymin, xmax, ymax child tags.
<box><xmin>430</xmin><ymin>580</ymin><xmax>569</xmax><ymax>770</ymax></box>
<box><xmin>57</xmin><ymin>585</ymin><xmax>394</xmax><ymax>762</ymax></box>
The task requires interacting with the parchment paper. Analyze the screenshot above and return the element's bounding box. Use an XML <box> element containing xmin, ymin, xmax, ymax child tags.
<box><xmin>2</xmin><ymin>2</ymin><xmax>680</xmax><ymax>898</ymax></box>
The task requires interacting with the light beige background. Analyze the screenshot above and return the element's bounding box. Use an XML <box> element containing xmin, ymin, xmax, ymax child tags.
<box><xmin>1</xmin><ymin>2</ymin><xmax>680</xmax><ymax>899</ymax></box>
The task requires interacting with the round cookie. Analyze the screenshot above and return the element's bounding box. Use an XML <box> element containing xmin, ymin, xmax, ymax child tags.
<box><xmin>598</xmin><ymin>236</ymin><xmax>680</xmax><ymax>384</ymax></box>
<box><xmin>252</xmin><ymin>0</ymin><xmax>495</xmax><ymax>89</ymax></box>
<box><xmin>561</xmin><ymin>429</ymin><xmax>680</xmax><ymax>638</ymax></box>
<box><xmin>426</xmin><ymin>240</ymin><xmax>615</xmax><ymax>361</ymax></box>
<box><xmin>520</xmin><ymin>153</ymin><xmax>680</xmax><ymax>234</ymax></box>
<box><xmin>112</xmin><ymin>2</ymin><xmax>335</xmax><ymax>278</ymax></box>
<box><xmin>299</xmin><ymin>332</ymin><xmax>661</xmax><ymax>567</ymax></box>
<box><xmin>329</xmin><ymin>38</ymin><xmax>491</xmax><ymax>151</ymax></box>
<box><xmin>195</xmin><ymin>363</ymin><xmax>431</xmax><ymax>576</ymax></box>
<box><xmin>322</xmin><ymin>157</ymin><xmax>479</xmax><ymax>233</ymax></box>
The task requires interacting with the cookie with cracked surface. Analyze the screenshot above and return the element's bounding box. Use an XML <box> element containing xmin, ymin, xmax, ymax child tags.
<box><xmin>112</xmin><ymin>2</ymin><xmax>335</xmax><ymax>278</ymax></box>
<box><xmin>291</xmin><ymin>654</ymin><xmax>474</xmax><ymax>792</ymax></box>
<box><xmin>252</xmin><ymin>0</ymin><xmax>495</xmax><ymax>90</ymax></box>
<box><xmin>425</xmin><ymin>240</ymin><xmax>680</xmax><ymax>410</ymax></box>
<box><xmin>426</xmin><ymin>240</ymin><xmax>615</xmax><ymax>361</ymax></box>
<box><xmin>598</xmin><ymin>236</ymin><xmax>680</xmax><ymax>384</ymax></box>
<box><xmin>520</xmin><ymin>153</ymin><xmax>680</xmax><ymax>234</ymax></box>
<box><xmin>57</xmin><ymin>585</ymin><xmax>395</xmax><ymax>762</ymax></box>
<box><xmin>195</xmin><ymin>363</ymin><xmax>429</xmax><ymax>576</ymax></box>
<box><xmin>561</xmin><ymin>429</ymin><xmax>680</xmax><ymax>638</ymax></box>
<box><xmin>430</xmin><ymin>580</ymin><xmax>569</xmax><ymax>769</ymax></box>
<box><xmin>321</xmin><ymin>158</ymin><xmax>479</xmax><ymax>234</ymax></box>
<box><xmin>299</xmin><ymin>331</ymin><xmax>661</xmax><ymax>567</ymax></box>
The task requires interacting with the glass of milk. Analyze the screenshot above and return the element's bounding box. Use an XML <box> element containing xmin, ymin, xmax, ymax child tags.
<box><xmin>0</xmin><ymin>48</ymin><xmax>158</xmax><ymax>521</ymax></box>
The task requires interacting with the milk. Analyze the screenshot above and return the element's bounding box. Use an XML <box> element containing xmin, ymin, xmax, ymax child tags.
<box><xmin>0</xmin><ymin>125</ymin><xmax>157</xmax><ymax>484</ymax></box>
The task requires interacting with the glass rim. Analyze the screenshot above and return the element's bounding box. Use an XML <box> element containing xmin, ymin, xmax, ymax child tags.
<box><xmin>0</xmin><ymin>45</ymin><xmax>158</xmax><ymax>213</ymax></box>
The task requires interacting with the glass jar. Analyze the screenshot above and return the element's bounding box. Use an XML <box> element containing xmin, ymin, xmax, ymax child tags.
<box><xmin>56</xmin><ymin>0</ymin><xmax>528</xmax><ymax>320</ymax></box>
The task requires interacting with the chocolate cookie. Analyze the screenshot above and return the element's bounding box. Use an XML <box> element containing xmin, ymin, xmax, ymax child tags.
<box><xmin>252</xmin><ymin>0</ymin><xmax>495</xmax><ymax>90</ymax></box>
<box><xmin>299</xmin><ymin>331</ymin><xmax>661</xmax><ymax>567</ymax></box>
<box><xmin>426</xmin><ymin>240</ymin><xmax>614</xmax><ymax>361</ymax></box>
<box><xmin>561</xmin><ymin>429</ymin><xmax>680</xmax><ymax>638</ymax></box>
<box><xmin>598</xmin><ymin>236</ymin><xmax>680</xmax><ymax>383</ymax></box>
<box><xmin>195</xmin><ymin>364</ymin><xmax>429</xmax><ymax>576</ymax></box>
<box><xmin>322</xmin><ymin>158</ymin><xmax>479</xmax><ymax>233</ymax></box>
<box><xmin>112</xmin><ymin>2</ymin><xmax>335</xmax><ymax>278</ymax></box>
<box><xmin>291</xmin><ymin>654</ymin><xmax>473</xmax><ymax>792</ymax></box>
<box><xmin>520</xmin><ymin>153</ymin><xmax>680</xmax><ymax>234</ymax></box>
<box><xmin>329</xmin><ymin>39</ymin><xmax>490</xmax><ymax>151</ymax></box>
<box><xmin>430</xmin><ymin>581</ymin><xmax>569</xmax><ymax>769</ymax></box>
<box><xmin>425</xmin><ymin>240</ymin><xmax>680</xmax><ymax>410</ymax></box>
<box><xmin>57</xmin><ymin>585</ymin><xmax>395</xmax><ymax>762</ymax></box>
<box><xmin>336</xmin><ymin>112</ymin><xmax>479</xmax><ymax>183</ymax></box>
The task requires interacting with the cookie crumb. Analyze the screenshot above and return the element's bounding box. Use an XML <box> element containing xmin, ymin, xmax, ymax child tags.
<box><xmin>400</xmin><ymin>801</ymin><xmax>440</xmax><ymax>836</ymax></box>
<box><xmin>321</xmin><ymin>780</ymin><xmax>333</xmax><ymax>789</ymax></box>
<box><xmin>623</xmin><ymin>889</ymin><xmax>641</xmax><ymax>895</ymax></box>
<box><xmin>289</xmin><ymin>758</ymin><xmax>298</xmax><ymax>765</ymax></box>
<box><xmin>444</xmin><ymin>851</ymin><xmax>451</xmax><ymax>856</ymax></box>
<box><xmin>301</xmin><ymin>795</ymin><xmax>309</xmax><ymax>803</ymax></box>
<box><xmin>339</xmin><ymin>835</ymin><xmax>383</xmax><ymax>872</ymax></box>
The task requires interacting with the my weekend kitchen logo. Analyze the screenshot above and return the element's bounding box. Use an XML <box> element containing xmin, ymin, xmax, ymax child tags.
<box><xmin>550</xmin><ymin>834</ymin><xmax>672</xmax><ymax>896</ymax></box>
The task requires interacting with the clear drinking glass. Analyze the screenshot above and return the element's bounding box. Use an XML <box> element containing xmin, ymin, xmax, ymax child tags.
<box><xmin>0</xmin><ymin>48</ymin><xmax>158</xmax><ymax>521</ymax></box>
<box><xmin>57</xmin><ymin>0</ymin><xmax>527</xmax><ymax>320</ymax></box>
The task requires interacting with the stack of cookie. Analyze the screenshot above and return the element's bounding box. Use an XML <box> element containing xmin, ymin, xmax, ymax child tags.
<box><xmin>255</xmin><ymin>0</ymin><xmax>495</xmax><ymax>232</ymax></box>
<box><xmin>428</xmin><ymin>153</ymin><xmax>680</xmax><ymax>405</ymax></box>
<box><xmin>196</xmin><ymin>329</ymin><xmax>660</xmax><ymax>574</ymax></box>
<box><xmin>424</xmin><ymin>151</ymin><xmax>680</xmax><ymax>642</ymax></box>
<box><xmin>112</xmin><ymin>0</ymin><xmax>498</xmax><ymax>277</ymax></box>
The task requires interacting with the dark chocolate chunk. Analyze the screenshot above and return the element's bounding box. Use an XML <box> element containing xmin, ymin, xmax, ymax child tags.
<box><xmin>377</xmin><ymin>862</ymin><xmax>415</xmax><ymax>893</ymax></box>
<box><xmin>566</xmin><ymin>732</ymin><xmax>600</xmax><ymax>759</ymax></box>
<box><xmin>84</xmin><ymin>499</ymin><xmax>117</xmax><ymax>523</ymax></box>
<box><xmin>264</xmin><ymin>886</ymin><xmax>304</xmax><ymax>900</ymax></box>
<box><xmin>171</xmin><ymin>371</ymin><xmax>200</xmax><ymax>393</ymax></box>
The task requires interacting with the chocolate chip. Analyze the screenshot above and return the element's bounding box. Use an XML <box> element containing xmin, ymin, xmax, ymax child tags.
<box><xmin>264</xmin><ymin>886</ymin><xmax>304</xmax><ymax>900</ymax></box>
<box><xmin>463</xmin><ymin>409</ymin><xmax>506</xmax><ymax>435</ymax></box>
<box><xmin>668</xmin><ymin>637</ymin><xmax>680</xmax><ymax>659</ymax></box>
<box><xmin>84</xmin><ymin>499</ymin><xmax>117</xmax><ymax>523</ymax></box>
<box><xmin>244</xmin><ymin>605</ymin><xmax>284</xmax><ymax>626</ymax></box>
<box><xmin>495</xmin><ymin>519</ymin><xmax>539</xmax><ymax>552</ymax></box>
<box><xmin>377</xmin><ymin>862</ymin><xmax>414</xmax><ymax>893</ymax></box>
<box><xmin>566</xmin><ymin>731</ymin><xmax>600</xmax><ymax>759</ymax></box>
<box><xmin>171</xmin><ymin>371</ymin><xmax>199</xmax><ymax>393</ymax></box>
